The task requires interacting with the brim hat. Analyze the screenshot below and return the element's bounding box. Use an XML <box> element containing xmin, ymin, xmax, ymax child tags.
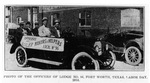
<box><xmin>54</xmin><ymin>19</ymin><xmax>60</xmax><ymax>25</ymax></box>
<box><xmin>19</xmin><ymin>21</ymin><xmax>24</xmax><ymax>25</ymax></box>
<box><xmin>35</xmin><ymin>21</ymin><xmax>39</xmax><ymax>25</ymax></box>
<box><xmin>54</xmin><ymin>19</ymin><xmax>60</xmax><ymax>23</ymax></box>
<box><xmin>26</xmin><ymin>21</ymin><xmax>31</xmax><ymax>25</ymax></box>
<box><xmin>42</xmin><ymin>17</ymin><xmax>48</xmax><ymax>21</ymax></box>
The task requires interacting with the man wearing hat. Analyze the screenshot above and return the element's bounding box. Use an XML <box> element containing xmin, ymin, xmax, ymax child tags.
<box><xmin>15</xmin><ymin>21</ymin><xmax>27</xmax><ymax>42</ymax></box>
<box><xmin>32</xmin><ymin>21</ymin><xmax>39</xmax><ymax>36</ymax></box>
<box><xmin>51</xmin><ymin>19</ymin><xmax>61</xmax><ymax>37</ymax></box>
<box><xmin>25</xmin><ymin>21</ymin><xmax>34</xmax><ymax>35</ymax></box>
<box><xmin>38</xmin><ymin>17</ymin><xmax>51</xmax><ymax>37</ymax></box>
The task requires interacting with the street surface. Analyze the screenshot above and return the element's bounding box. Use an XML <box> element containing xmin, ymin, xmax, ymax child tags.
<box><xmin>5</xmin><ymin>43</ymin><xmax>144</xmax><ymax>71</ymax></box>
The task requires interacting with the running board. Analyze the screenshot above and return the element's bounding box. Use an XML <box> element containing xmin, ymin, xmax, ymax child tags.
<box><xmin>28</xmin><ymin>58</ymin><xmax>62</xmax><ymax>66</ymax></box>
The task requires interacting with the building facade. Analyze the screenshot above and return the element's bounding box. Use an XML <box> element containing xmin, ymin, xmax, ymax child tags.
<box><xmin>5</xmin><ymin>6</ymin><xmax>144</xmax><ymax>37</ymax></box>
<box><xmin>38</xmin><ymin>6</ymin><xmax>143</xmax><ymax>37</ymax></box>
<box><xmin>5</xmin><ymin>6</ymin><xmax>39</xmax><ymax>28</ymax></box>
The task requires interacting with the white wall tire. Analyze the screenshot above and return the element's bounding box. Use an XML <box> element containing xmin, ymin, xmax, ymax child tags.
<box><xmin>125</xmin><ymin>46</ymin><xmax>142</xmax><ymax>66</ymax></box>
<box><xmin>71</xmin><ymin>52</ymin><xmax>100</xmax><ymax>70</ymax></box>
<box><xmin>107</xmin><ymin>51</ymin><xmax>116</xmax><ymax>68</ymax></box>
<box><xmin>15</xmin><ymin>46</ymin><xmax>28</xmax><ymax>67</ymax></box>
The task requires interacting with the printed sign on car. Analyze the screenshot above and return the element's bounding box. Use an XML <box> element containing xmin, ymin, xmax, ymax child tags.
<box><xmin>20</xmin><ymin>36</ymin><xmax>65</xmax><ymax>52</ymax></box>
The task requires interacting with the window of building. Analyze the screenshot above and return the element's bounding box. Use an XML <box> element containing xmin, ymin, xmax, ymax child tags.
<box><xmin>79</xmin><ymin>11</ymin><xmax>91</xmax><ymax>27</ymax></box>
<box><xmin>51</xmin><ymin>13</ymin><xmax>60</xmax><ymax>26</ymax></box>
<box><xmin>27</xmin><ymin>7</ymin><xmax>38</xmax><ymax>28</ymax></box>
<box><xmin>16</xmin><ymin>16</ymin><xmax>22</xmax><ymax>24</ymax></box>
<box><xmin>28</xmin><ymin>9</ymin><xmax>31</xmax><ymax>22</ymax></box>
<box><xmin>121</xmin><ymin>9</ymin><xmax>140</xmax><ymax>27</ymax></box>
<box><xmin>5</xmin><ymin>6</ymin><xmax>11</xmax><ymax>23</ymax></box>
<box><xmin>33</xmin><ymin>8</ymin><xmax>38</xmax><ymax>28</ymax></box>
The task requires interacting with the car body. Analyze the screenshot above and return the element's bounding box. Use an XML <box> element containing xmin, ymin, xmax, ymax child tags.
<box><xmin>10</xmin><ymin>32</ymin><xmax>116</xmax><ymax>70</ymax></box>
<box><xmin>5</xmin><ymin>23</ymin><xmax>19</xmax><ymax>43</ymax></box>
<box><xmin>102</xmin><ymin>30</ymin><xmax>144</xmax><ymax>66</ymax></box>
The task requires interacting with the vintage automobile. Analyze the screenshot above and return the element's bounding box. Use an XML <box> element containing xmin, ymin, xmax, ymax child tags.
<box><xmin>10</xmin><ymin>32</ymin><xmax>116</xmax><ymax>70</ymax></box>
<box><xmin>102</xmin><ymin>30</ymin><xmax>143</xmax><ymax>66</ymax></box>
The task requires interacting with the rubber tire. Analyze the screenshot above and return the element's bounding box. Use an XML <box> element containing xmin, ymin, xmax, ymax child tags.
<box><xmin>125</xmin><ymin>46</ymin><xmax>142</xmax><ymax>66</ymax></box>
<box><xmin>71</xmin><ymin>52</ymin><xmax>100</xmax><ymax>70</ymax></box>
<box><xmin>106</xmin><ymin>51</ymin><xmax>116</xmax><ymax>69</ymax></box>
<box><xmin>15</xmin><ymin>46</ymin><xmax>28</xmax><ymax>67</ymax></box>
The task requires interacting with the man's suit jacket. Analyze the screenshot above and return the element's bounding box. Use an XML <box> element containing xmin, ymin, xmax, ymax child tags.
<box><xmin>26</xmin><ymin>28</ymin><xmax>33</xmax><ymax>35</ymax></box>
<box><xmin>51</xmin><ymin>27</ymin><xmax>60</xmax><ymax>37</ymax></box>
<box><xmin>32</xmin><ymin>28</ymin><xmax>39</xmax><ymax>36</ymax></box>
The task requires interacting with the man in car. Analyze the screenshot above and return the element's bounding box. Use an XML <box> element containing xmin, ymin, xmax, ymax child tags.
<box><xmin>38</xmin><ymin>17</ymin><xmax>51</xmax><ymax>37</ymax></box>
<box><xmin>51</xmin><ymin>19</ymin><xmax>61</xmax><ymax>37</ymax></box>
<box><xmin>32</xmin><ymin>21</ymin><xmax>39</xmax><ymax>36</ymax></box>
<box><xmin>15</xmin><ymin>21</ymin><xmax>26</xmax><ymax>41</ymax></box>
<box><xmin>25</xmin><ymin>21</ymin><xmax>33</xmax><ymax>35</ymax></box>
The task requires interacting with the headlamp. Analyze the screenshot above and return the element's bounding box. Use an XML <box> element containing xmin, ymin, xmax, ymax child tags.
<box><xmin>94</xmin><ymin>41</ymin><xmax>102</xmax><ymax>56</ymax></box>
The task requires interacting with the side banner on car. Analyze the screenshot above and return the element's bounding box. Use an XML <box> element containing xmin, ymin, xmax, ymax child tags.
<box><xmin>20</xmin><ymin>36</ymin><xmax>65</xmax><ymax>52</ymax></box>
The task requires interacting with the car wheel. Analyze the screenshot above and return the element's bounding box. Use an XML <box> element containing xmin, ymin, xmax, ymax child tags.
<box><xmin>102</xmin><ymin>51</ymin><xmax>116</xmax><ymax>69</ymax></box>
<box><xmin>125</xmin><ymin>46</ymin><xmax>142</xmax><ymax>66</ymax></box>
<box><xmin>71</xmin><ymin>52</ymin><xmax>100</xmax><ymax>70</ymax></box>
<box><xmin>15</xmin><ymin>46</ymin><xmax>28</xmax><ymax>67</ymax></box>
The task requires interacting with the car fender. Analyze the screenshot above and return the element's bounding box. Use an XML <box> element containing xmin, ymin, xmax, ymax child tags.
<box><xmin>10</xmin><ymin>43</ymin><xmax>20</xmax><ymax>54</ymax></box>
<box><xmin>125</xmin><ymin>38</ymin><xmax>143</xmax><ymax>50</ymax></box>
<box><xmin>65</xmin><ymin>45</ymin><xmax>98</xmax><ymax>62</ymax></box>
<box><xmin>75</xmin><ymin>45</ymin><xmax>99</xmax><ymax>59</ymax></box>
<box><xmin>63</xmin><ymin>45</ymin><xmax>99</xmax><ymax>68</ymax></box>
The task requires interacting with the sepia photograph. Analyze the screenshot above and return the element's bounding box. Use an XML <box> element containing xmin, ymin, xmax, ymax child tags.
<box><xmin>4</xmin><ymin>5</ymin><xmax>144</xmax><ymax>71</ymax></box>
